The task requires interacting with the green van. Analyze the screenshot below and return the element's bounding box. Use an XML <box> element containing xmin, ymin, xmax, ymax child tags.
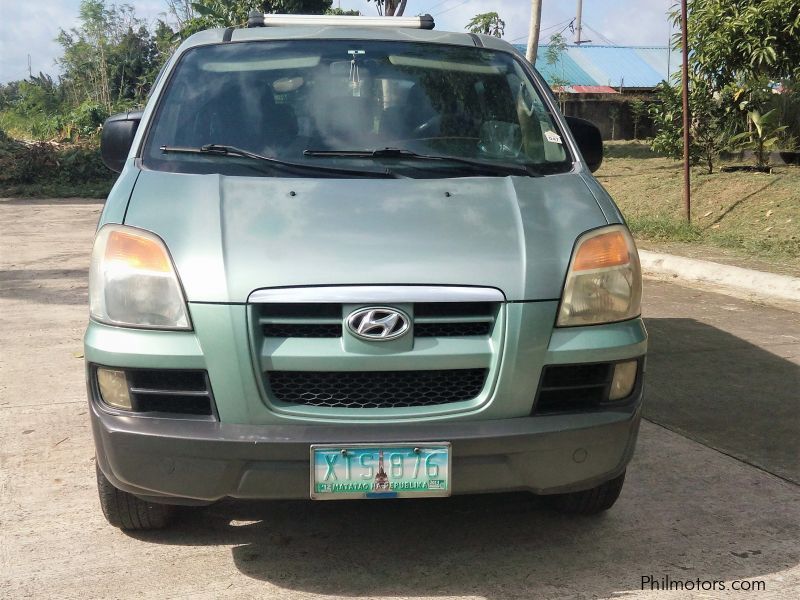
<box><xmin>87</xmin><ymin>13</ymin><xmax>646</xmax><ymax>530</ymax></box>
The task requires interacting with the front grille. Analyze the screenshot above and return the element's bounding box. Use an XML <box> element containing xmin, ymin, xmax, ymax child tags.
<box><xmin>413</xmin><ymin>302</ymin><xmax>495</xmax><ymax>318</ymax></box>
<box><xmin>267</xmin><ymin>369</ymin><xmax>488</xmax><ymax>408</ymax></box>
<box><xmin>257</xmin><ymin>301</ymin><xmax>496</xmax><ymax>339</ymax></box>
<box><xmin>263</xmin><ymin>323</ymin><xmax>342</xmax><ymax>338</ymax></box>
<box><xmin>124</xmin><ymin>369</ymin><xmax>214</xmax><ymax>417</ymax></box>
<box><xmin>415</xmin><ymin>322</ymin><xmax>492</xmax><ymax>337</ymax></box>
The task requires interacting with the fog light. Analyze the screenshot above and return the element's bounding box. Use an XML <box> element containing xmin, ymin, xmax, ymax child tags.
<box><xmin>97</xmin><ymin>368</ymin><xmax>132</xmax><ymax>410</ymax></box>
<box><xmin>609</xmin><ymin>360</ymin><xmax>638</xmax><ymax>401</ymax></box>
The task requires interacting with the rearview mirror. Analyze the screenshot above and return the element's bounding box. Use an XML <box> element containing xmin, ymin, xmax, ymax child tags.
<box><xmin>100</xmin><ymin>110</ymin><xmax>143</xmax><ymax>173</ymax></box>
<box><xmin>566</xmin><ymin>116</ymin><xmax>603</xmax><ymax>173</ymax></box>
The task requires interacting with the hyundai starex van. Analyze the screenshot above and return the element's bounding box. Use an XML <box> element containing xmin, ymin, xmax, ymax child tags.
<box><xmin>87</xmin><ymin>13</ymin><xmax>646</xmax><ymax>530</ymax></box>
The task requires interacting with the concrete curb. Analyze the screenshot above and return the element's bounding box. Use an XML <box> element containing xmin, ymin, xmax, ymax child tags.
<box><xmin>639</xmin><ymin>250</ymin><xmax>800</xmax><ymax>310</ymax></box>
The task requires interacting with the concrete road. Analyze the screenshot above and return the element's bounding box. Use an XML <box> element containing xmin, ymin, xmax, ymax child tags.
<box><xmin>1</xmin><ymin>198</ymin><xmax>798</xmax><ymax>599</ymax></box>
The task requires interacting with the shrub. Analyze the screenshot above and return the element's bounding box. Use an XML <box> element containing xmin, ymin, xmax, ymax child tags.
<box><xmin>0</xmin><ymin>128</ymin><xmax>111</xmax><ymax>187</ymax></box>
<box><xmin>57</xmin><ymin>143</ymin><xmax>109</xmax><ymax>183</ymax></box>
<box><xmin>64</xmin><ymin>102</ymin><xmax>110</xmax><ymax>140</ymax></box>
<box><xmin>0</xmin><ymin>131</ymin><xmax>58</xmax><ymax>183</ymax></box>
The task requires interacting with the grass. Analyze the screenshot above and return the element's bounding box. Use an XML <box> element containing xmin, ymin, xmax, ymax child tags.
<box><xmin>597</xmin><ymin>141</ymin><xmax>800</xmax><ymax>267</ymax></box>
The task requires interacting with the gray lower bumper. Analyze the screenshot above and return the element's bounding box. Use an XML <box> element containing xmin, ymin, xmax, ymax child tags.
<box><xmin>91</xmin><ymin>394</ymin><xmax>643</xmax><ymax>504</ymax></box>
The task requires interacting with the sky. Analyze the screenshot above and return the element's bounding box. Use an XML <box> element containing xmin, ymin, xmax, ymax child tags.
<box><xmin>0</xmin><ymin>0</ymin><xmax>676</xmax><ymax>84</ymax></box>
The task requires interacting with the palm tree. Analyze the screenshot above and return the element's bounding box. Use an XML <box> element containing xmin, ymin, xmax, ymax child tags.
<box><xmin>370</xmin><ymin>1</ymin><xmax>408</xmax><ymax>16</ymax></box>
<box><xmin>388</xmin><ymin>1</ymin><xmax>408</xmax><ymax>16</ymax></box>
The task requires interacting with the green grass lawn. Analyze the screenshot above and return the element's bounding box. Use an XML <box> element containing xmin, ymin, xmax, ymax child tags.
<box><xmin>597</xmin><ymin>142</ymin><xmax>800</xmax><ymax>271</ymax></box>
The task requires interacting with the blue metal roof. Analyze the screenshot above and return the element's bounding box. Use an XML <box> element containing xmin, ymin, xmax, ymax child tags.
<box><xmin>514</xmin><ymin>45</ymin><xmax>680</xmax><ymax>89</ymax></box>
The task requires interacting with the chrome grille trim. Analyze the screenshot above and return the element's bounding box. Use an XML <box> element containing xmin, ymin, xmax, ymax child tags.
<box><xmin>249</xmin><ymin>285</ymin><xmax>505</xmax><ymax>304</ymax></box>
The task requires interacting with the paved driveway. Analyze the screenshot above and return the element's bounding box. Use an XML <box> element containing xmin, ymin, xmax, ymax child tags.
<box><xmin>1</xmin><ymin>198</ymin><xmax>798</xmax><ymax>599</ymax></box>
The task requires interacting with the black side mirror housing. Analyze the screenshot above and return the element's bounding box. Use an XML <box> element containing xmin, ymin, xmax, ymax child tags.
<box><xmin>100</xmin><ymin>110</ymin><xmax>143</xmax><ymax>172</ymax></box>
<box><xmin>566</xmin><ymin>116</ymin><xmax>603</xmax><ymax>173</ymax></box>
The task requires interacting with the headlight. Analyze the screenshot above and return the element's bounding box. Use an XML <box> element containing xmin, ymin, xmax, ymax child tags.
<box><xmin>557</xmin><ymin>225</ymin><xmax>642</xmax><ymax>327</ymax></box>
<box><xmin>89</xmin><ymin>224</ymin><xmax>191</xmax><ymax>329</ymax></box>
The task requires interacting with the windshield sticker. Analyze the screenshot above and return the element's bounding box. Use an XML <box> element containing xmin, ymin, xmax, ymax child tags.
<box><xmin>545</xmin><ymin>131</ymin><xmax>562</xmax><ymax>144</ymax></box>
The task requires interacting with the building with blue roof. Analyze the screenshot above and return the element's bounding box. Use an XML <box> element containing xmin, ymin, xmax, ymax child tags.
<box><xmin>516</xmin><ymin>45</ymin><xmax>681</xmax><ymax>92</ymax></box>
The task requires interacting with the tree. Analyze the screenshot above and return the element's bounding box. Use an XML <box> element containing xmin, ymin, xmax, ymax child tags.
<box><xmin>58</xmin><ymin>1</ymin><xmax>166</xmax><ymax>111</ymax></box>
<box><xmin>608</xmin><ymin>104</ymin><xmax>619</xmax><ymax>141</ymax></box>
<box><xmin>180</xmin><ymin>1</ymin><xmax>333</xmax><ymax>37</ymax></box>
<box><xmin>366</xmin><ymin>1</ymin><xmax>408</xmax><ymax>16</ymax></box>
<box><xmin>650</xmin><ymin>80</ymin><xmax>732</xmax><ymax>174</ymax></box>
<box><xmin>326</xmin><ymin>7</ymin><xmax>360</xmax><ymax>16</ymax></box>
<box><xmin>466</xmin><ymin>12</ymin><xmax>505</xmax><ymax>38</ymax></box>
<box><xmin>678</xmin><ymin>0</ymin><xmax>800</xmax><ymax>166</ymax></box>
<box><xmin>3</xmin><ymin>1</ymin><xmax>173</xmax><ymax>141</ymax></box>
<box><xmin>545</xmin><ymin>33</ymin><xmax>569</xmax><ymax>113</ymax></box>
<box><xmin>684</xmin><ymin>0</ymin><xmax>800</xmax><ymax>89</ymax></box>
<box><xmin>629</xmin><ymin>99</ymin><xmax>649</xmax><ymax>140</ymax></box>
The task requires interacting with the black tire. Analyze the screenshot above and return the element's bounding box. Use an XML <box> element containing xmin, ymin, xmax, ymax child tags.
<box><xmin>547</xmin><ymin>471</ymin><xmax>626</xmax><ymax>515</ymax></box>
<box><xmin>96</xmin><ymin>463</ymin><xmax>174</xmax><ymax>530</ymax></box>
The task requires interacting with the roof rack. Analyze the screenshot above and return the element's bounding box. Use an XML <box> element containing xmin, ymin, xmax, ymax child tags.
<box><xmin>247</xmin><ymin>12</ymin><xmax>435</xmax><ymax>30</ymax></box>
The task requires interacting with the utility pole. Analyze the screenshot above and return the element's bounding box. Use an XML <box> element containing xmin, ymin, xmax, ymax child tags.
<box><xmin>526</xmin><ymin>0</ymin><xmax>543</xmax><ymax>64</ymax></box>
<box><xmin>575</xmin><ymin>0</ymin><xmax>583</xmax><ymax>44</ymax></box>
<box><xmin>680</xmin><ymin>0</ymin><xmax>691</xmax><ymax>222</ymax></box>
<box><xmin>573</xmin><ymin>0</ymin><xmax>591</xmax><ymax>45</ymax></box>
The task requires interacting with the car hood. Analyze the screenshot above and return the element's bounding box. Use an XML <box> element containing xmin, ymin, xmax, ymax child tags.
<box><xmin>123</xmin><ymin>171</ymin><xmax>607</xmax><ymax>303</ymax></box>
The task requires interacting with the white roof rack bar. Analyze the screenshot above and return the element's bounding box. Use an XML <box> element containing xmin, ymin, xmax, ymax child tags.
<box><xmin>248</xmin><ymin>12</ymin><xmax>435</xmax><ymax>30</ymax></box>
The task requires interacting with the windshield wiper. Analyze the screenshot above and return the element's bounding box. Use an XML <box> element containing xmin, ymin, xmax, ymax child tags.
<box><xmin>159</xmin><ymin>144</ymin><xmax>400</xmax><ymax>178</ymax></box>
<box><xmin>303</xmin><ymin>147</ymin><xmax>544</xmax><ymax>177</ymax></box>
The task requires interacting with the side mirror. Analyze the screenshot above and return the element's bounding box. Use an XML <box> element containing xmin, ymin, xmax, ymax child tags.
<box><xmin>566</xmin><ymin>116</ymin><xmax>603</xmax><ymax>173</ymax></box>
<box><xmin>100</xmin><ymin>110</ymin><xmax>143</xmax><ymax>173</ymax></box>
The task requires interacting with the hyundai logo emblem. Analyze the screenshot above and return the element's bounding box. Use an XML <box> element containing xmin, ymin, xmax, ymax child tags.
<box><xmin>346</xmin><ymin>307</ymin><xmax>410</xmax><ymax>341</ymax></box>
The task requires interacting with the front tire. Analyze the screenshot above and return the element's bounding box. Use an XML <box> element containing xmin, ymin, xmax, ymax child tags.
<box><xmin>96</xmin><ymin>463</ymin><xmax>174</xmax><ymax>530</ymax></box>
<box><xmin>547</xmin><ymin>471</ymin><xmax>626</xmax><ymax>515</ymax></box>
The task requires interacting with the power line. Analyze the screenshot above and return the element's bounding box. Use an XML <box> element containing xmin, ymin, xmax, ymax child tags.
<box><xmin>423</xmin><ymin>0</ymin><xmax>461</xmax><ymax>14</ymax></box>
<box><xmin>509</xmin><ymin>18</ymin><xmax>573</xmax><ymax>43</ymax></box>
<box><xmin>435</xmin><ymin>0</ymin><xmax>472</xmax><ymax>18</ymax></box>
<box><xmin>539</xmin><ymin>19</ymin><xmax>576</xmax><ymax>44</ymax></box>
<box><xmin>582</xmin><ymin>22</ymin><xmax>616</xmax><ymax>45</ymax></box>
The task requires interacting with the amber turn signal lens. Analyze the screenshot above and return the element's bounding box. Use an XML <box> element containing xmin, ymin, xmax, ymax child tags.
<box><xmin>572</xmin><ymin>230</ymin><xmax>630</xmax><ymax>271</ymax></box>
<box><xmin>104</xmin><ymin>230</ymin><xmax>171</xmax><ymax>273</ymax></box>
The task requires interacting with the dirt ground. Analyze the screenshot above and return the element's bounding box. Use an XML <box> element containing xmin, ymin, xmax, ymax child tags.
<box><xmin>1</xmin><ymin>197</ymin><xmax>799</xmax><ymax>599</ymax></box>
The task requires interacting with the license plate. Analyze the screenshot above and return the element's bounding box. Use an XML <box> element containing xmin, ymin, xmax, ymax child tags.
<box><xmin>310</xmin><ymin>443</ymin><xmax>451</xmax><ymax>500</ymax></box>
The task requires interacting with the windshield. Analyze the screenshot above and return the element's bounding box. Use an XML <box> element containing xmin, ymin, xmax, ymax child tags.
<box><xmin>142</xmin><ymin>40</ymin><xmax>571</xmax><ymax>177</ymax></box>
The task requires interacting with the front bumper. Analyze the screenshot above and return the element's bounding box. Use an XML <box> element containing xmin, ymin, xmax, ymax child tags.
<box><xmin>91</xmin><ymin>390</ymin><xmax>643</xmax><ymax>504</ymax></box>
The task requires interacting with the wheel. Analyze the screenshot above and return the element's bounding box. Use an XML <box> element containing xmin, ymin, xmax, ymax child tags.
<box><xmin>95</xmin><ymin>463</ymin><xmax>174</xmax><ymax>530</ymax></box>
<box><xmin>546</xmin><ymin>471</ymin><xmax>626</xmax><ymax>515</ymax></box>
